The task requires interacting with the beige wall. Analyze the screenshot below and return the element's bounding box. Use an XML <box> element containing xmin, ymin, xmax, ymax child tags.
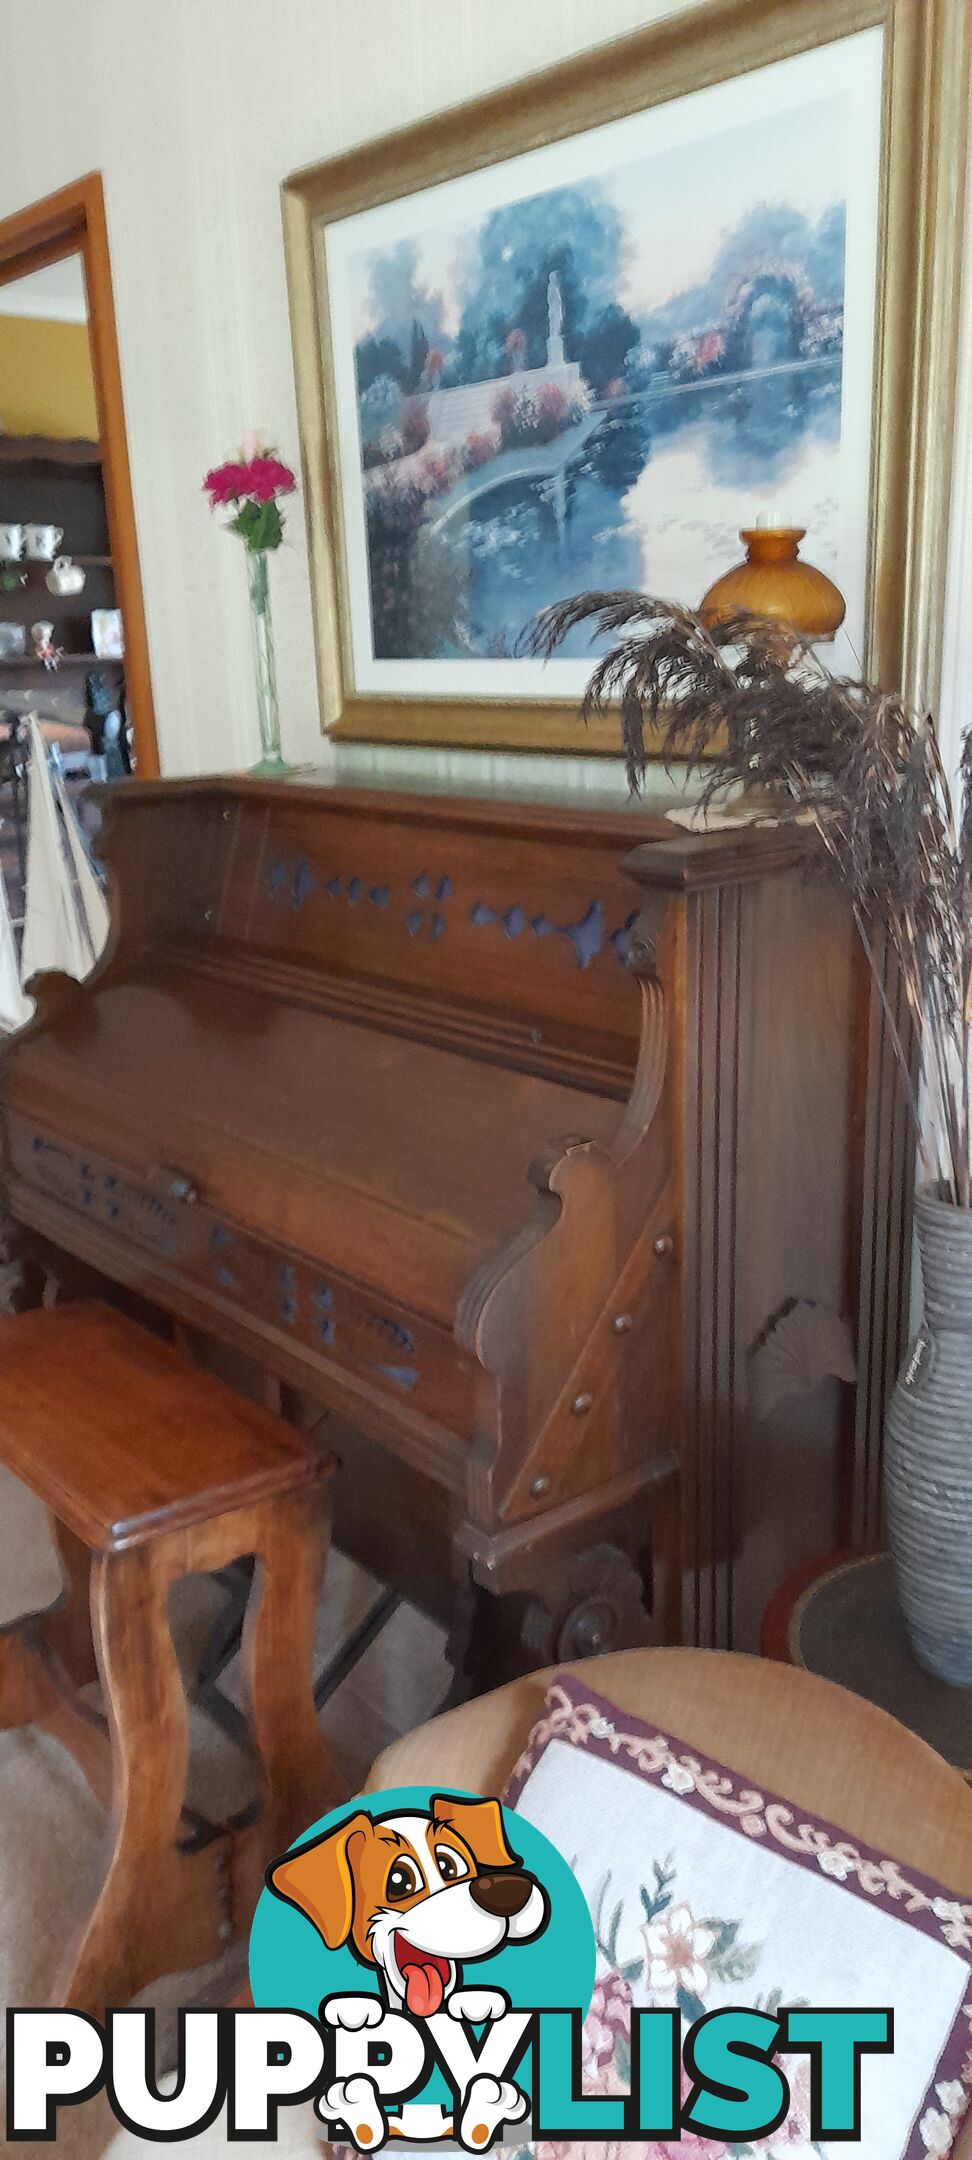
<box><xmin>0</xmin><ymin>313</ymin><xmax>98</xmax><ymax>438</ymax></box>
<box><xmin>0</xmin><ymin>0</ymin><xmax>676</xmax><ymax>784</ymax></box>
<box><xmin>0</xmin><ymin>0</ymin><xmax>968</xmax><ymax>790</ymax></box>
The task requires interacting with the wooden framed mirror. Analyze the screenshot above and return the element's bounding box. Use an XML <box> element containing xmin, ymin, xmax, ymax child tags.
<box><xmin>0</xmin><ymin>173</ymin><xmax>158</xmax><ymax>775</ymax></box>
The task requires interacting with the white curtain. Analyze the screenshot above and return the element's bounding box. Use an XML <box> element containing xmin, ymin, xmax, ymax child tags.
<box><xmin>0</xmin><ymin>872</ymin><xmax>31</xmax><ymax>1032</ymax></box>
<box><xmin>17</xmin><ymin>716</ymin><xmax>108</xmax><ymax>1000</ymax></box>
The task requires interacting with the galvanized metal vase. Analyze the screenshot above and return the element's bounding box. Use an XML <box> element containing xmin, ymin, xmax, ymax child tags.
<box><xmin>885</xmin><ymin>1188</ymin><xmax>972</xmax><ymax>1686</ymax></box>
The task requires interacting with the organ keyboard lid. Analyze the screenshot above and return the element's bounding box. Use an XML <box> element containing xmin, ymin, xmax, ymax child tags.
<box><xmin>14</xmin><ymin>960</ymin><xmax>629</xmax><ymax>1325</ymax></box>
<box><xmin>2</xmin><ymin>772</ymin><xmax>681</xmax><ymax>1333</ymax></box>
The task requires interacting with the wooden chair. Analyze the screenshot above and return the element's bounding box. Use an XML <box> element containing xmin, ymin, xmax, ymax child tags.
<box><xmin>367</xmin><ymin>1646</ymin><xmax>972</xmax><ymax>2157</ymax></box>
<box><xmin>0</xmin><ymin>1299</ymin><xmax>335</xmax><ymax>2017</ymax></box>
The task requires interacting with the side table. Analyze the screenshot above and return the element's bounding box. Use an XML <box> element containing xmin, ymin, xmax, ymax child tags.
<box><xmin>763</xmin><ymin>1550</ymin><xmax>971</xmax><ymax>1783</ymax></box>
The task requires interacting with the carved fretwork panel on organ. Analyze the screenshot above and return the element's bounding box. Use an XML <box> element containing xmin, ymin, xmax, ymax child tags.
<box><xmin>0</xmin><ymin>777</ymin><xmax>904</xmax><ymax>1682</ymax></box>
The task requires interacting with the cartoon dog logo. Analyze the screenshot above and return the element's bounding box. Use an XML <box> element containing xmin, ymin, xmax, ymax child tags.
<box><xmin>268</xmin><ymin>1794</ymin><xmax>549</xmax><ymax>2148</ymax></box>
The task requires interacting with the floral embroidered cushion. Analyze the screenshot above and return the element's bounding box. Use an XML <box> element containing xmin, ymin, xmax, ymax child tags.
<box><xmin>503</xmin><ymin>1671</ymin><xmax>972</xmax><ymax>2160</ymax></box>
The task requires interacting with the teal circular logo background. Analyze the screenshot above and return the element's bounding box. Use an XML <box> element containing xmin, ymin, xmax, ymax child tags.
<box><xmin>250</xmin><ymin>1785</ymin><xmax>595</xmax><ymax>2017</ymax></box>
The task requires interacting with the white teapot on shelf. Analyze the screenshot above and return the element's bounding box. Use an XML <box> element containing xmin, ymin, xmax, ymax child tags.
<box><xmin>45</xmin><ymin>554</ymin><xmax>86</xmax><ymax>597</ymax></box>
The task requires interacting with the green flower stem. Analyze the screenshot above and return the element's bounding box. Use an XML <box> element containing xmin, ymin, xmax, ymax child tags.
<box><xmin>232</xmin><ymin>497</ymin><xmax>284</xmax><ymax>552</ymax></box>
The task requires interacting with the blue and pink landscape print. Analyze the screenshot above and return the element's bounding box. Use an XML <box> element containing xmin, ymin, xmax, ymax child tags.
<box><xmin>329</xmin><ymin>35</ymin><xmax>882</xmax><ymax>686</ymax></box>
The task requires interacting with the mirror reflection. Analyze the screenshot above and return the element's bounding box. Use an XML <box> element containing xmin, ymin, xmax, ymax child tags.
<box><xmin>0</xmin><ymin>253</ymin><xmax>129</xmax><ymax>946</ymax></box>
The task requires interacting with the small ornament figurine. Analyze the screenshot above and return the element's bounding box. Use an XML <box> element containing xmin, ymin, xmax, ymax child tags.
<box><xmin>203</xmin><ymin>433</ymin><xmax>298</xmax><ymax>774</ymax></box>
<box><xmin>30</xmin><ymin>620</ymin><xmax>62</xmax><ymax>672</ymax></box>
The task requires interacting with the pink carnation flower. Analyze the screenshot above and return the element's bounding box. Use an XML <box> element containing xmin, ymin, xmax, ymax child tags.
<box><xmin>240</xmin><ymin>454</ymin><xmax>296</xmax><ymax>502</ymax></box>
<box><xmin>202</xmin><ymin>446</ymin><xmax>297</xmax><ymax>508</ymax></box>
<box><xmin>203</xmin><ymin>461</ymin><xmax>247</xmax><ymax>506</ymax></box>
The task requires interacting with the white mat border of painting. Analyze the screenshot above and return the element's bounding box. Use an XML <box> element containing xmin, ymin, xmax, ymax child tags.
<box><xmin>324</xmin><ymin>26</ymin><xmax>883</xmax><ymax>700</ymax></box>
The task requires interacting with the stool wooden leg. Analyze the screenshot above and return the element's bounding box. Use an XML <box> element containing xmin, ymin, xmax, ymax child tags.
<box><xmin>0</xmin><ymin>1626</ymin><xmax>45</xmax><ymax>1727</ymax></box>
<box><xmin>55</xmin><ymin>1542</ymin><xmax>220</xmax><ymax>2015</ymax></box>
<box><xmin>0</xmin><ymin>1522</ymin><xmax>97</xmax><ymax>1733</ymax></box>
<box><xmin>38</xmin><ymin>1519</ymin><xmax>98</xmax><ymax>1686</ymax></box>
<box><xmin>239</xmin><ymin>1482</ymin><xmax>336</xmax><ymax>1891</ymax></box>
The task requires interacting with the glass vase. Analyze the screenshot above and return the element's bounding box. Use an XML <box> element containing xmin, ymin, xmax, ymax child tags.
<box><xmin>246</xmin><ymin>546</ymin><xmax>290</xmax><ymax>775</ymax></box>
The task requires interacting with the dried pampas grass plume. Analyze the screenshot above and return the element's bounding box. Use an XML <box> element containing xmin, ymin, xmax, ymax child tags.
<box><xmin>521</xmin><ymin>590</ymin><xmax>972</xmax><ymax>1206</ymax></box>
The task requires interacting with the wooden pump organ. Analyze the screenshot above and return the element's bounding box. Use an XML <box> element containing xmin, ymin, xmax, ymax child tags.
<box><xmin>0</xmin><ymin>777</ymin><xmax>904</xmax><ymax>1688</ymax></box>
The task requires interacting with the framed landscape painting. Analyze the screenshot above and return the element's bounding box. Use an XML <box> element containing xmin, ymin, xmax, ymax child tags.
<box><xmin>283</xmin><ymin>0</ymin><xmax>967</xmax><ymax>755</ymax></box>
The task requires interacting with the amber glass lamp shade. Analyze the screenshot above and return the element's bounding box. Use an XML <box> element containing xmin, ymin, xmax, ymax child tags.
<box><xmin>700</xmin><ymin>527</ymin><xmax>846</xmax><ymax>639</ymax></box>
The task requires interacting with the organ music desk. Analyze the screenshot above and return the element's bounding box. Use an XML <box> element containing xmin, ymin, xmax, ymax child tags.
<box><xmin>0</xmin><ymin>776</ymin><xmax>905</xmax><ymax>1689</ymax></box>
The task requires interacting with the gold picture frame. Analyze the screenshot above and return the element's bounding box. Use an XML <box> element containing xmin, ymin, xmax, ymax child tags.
<box><xmin>282</xmin><ymin>0</ymin><xmax>969</xmax><ymax>758</ymax></box>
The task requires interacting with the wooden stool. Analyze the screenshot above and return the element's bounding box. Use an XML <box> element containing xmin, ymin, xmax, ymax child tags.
<box><xmin>0</xmin><ymin>1299</ymin><xmax>334</xmax><ymax>2015</ymax></box>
